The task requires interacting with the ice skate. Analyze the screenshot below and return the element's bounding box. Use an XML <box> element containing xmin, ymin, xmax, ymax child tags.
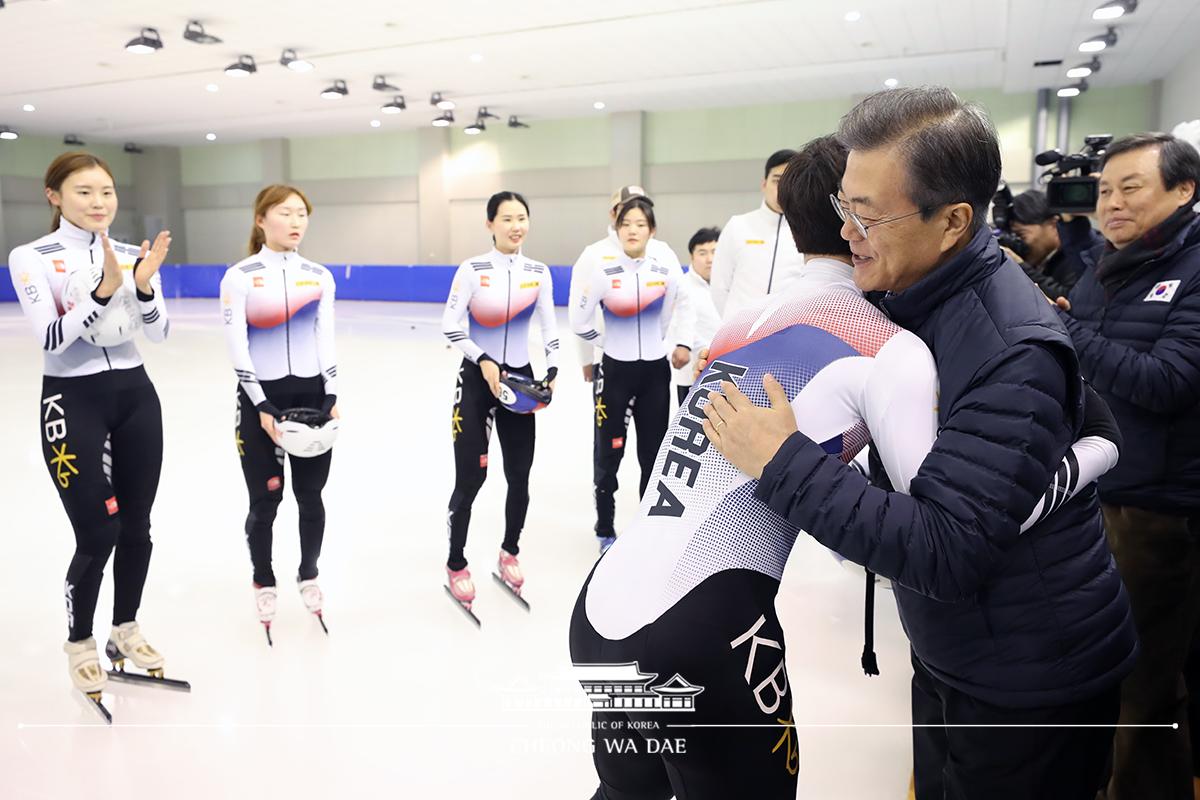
<box><xmin>64</xmin><ymin>638</ymin><xmax>110</xmax><ymax>724</ymax></box>
<box><xmin>104</xmin><ymin>622</ymin><xmax>191</xmax><ymax>692</ymax></box>
<box><xmin>598</xmin><ymin>535</ymin><xmax>616</xmax><ymax>555</ymax></box>
<box><xmin>297</xmin><ymin>578</ymin><xmax>328</xmax><ymax>634</ymax></box>
<box><xmin>445</xmin><ymin>566</ymin><xmax>481</xmax><ymax>627</ymax></box>
<box><xmin>492</xmin><ymin>550</ymin><xmax>530</xmax><ymax>611</ymax></box>
<box><xmin>255</xmin><ymin>584</ymin><xmax>277</xmax><ymax>646</ymax></box>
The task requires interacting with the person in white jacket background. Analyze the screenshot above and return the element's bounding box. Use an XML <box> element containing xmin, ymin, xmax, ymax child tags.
<box><xmin>667</xmin><ymin>226</ymin><xmax>721</xmax><ymax>403</ymax></box>
<box><xmin>710</xmin><ymin>149</ymin><xmax>805</xmax><ymax>318</ymax></box>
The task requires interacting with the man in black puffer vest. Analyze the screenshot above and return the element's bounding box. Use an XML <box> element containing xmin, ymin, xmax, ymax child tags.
<box><xmin>1058</xmin><ymin>132</ymin><xmax>1200</xmax><ymax>800</ymax></box>
<box><xmin>702</xmin><ymin>86</ymin><xmax>1137</xmax><ymax>800</ymax></box>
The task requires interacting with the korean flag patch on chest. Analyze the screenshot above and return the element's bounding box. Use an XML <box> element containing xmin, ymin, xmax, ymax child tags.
<box><xmin>1145</xmin><ymin>280</ymin><xmax>1181</xmax><ymax>303</ymax></box>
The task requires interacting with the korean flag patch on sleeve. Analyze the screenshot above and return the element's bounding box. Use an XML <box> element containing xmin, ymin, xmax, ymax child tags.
<box><xmin>1145</xmin><ymin>280</ymin><xmax>1181</xmax><ymax>303</ymax></box>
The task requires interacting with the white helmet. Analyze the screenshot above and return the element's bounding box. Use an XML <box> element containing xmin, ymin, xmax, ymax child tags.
<box><xmin>63</xmin><ymin>265</ymin><xmax>142</xmax><ymax>347</ymax></box>
<box><xmin>276</xmin><ymin>408</ymin><xmax>340</xmax><ymax>458</ymax></box>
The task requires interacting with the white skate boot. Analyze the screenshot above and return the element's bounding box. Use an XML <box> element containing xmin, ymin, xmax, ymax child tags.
<box><xmin>106</xmin><ymin>621</ymin><xmax>164</xmax><ymax>675</ymax></box>
<box><xmin>297</xmin><ymin>578</ymin><xmax>328</xmax><ymax>634</ymax></box>
<box><xmin>64</xmin><ymin>638</ymin><xmax>110</xmax><ymax>723</ymax></box>
<box><xmin>255</xmin><ymin>584</ymin><xmax>278</xmax><ymax>646</ymax></box>
<box><xmin>104</xmin><ymin>622</ymin><xmax>192</xmax><ymax>692</ymax></box>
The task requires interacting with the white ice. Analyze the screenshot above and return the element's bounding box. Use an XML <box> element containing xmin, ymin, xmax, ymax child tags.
<box><xmin>0</xmin><ymin>299</ymin><xmax>913</xmax><ymax>799</ymax></box>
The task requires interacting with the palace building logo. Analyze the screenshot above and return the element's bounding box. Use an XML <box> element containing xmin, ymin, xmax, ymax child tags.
<box><xmin>574</xmin><ymin>662</ymin><xmax>704</xmax><ymax>712</ymax></box>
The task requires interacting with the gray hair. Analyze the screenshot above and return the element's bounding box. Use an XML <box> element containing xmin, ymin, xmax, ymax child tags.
<box><xmin>837</xmin><ymin>86</ymin><xmax>1001</xmax><ymax>233</ymax></box>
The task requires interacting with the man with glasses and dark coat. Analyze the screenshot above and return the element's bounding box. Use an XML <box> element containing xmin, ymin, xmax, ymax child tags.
<box><xmin>700</xmin><ymin>86</ymin><xmax>1137</xmax><ymax>799</ymax></box>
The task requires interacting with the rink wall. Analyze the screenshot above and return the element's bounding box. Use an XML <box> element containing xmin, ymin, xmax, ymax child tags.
<box><xmin>0</xmin><ymin>264</ymin><xmax>574</xmax><ymax>305</ymax></box>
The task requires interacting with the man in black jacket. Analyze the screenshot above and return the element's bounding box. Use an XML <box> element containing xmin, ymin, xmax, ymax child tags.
<box><xmin>701</xmin><ymin>86</ymin><xmax>1136</xmax><ymax>800</ymax></box>
<box><xmin>1058</xmin><ymin>132</ymin><xmax>1200</xmax><ymax>800</ymax></box>
<box><xmin>1009</xmin><ymin>188</ymin><xmax>1103</xmax><ymax>299</ymax></box>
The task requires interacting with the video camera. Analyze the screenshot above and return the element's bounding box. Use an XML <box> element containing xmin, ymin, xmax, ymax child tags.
<box><xmin>1035</xmin><ymin>134</ymin><xmax>1113</xmax><ymax>215</ymax></box>
<box><xmin>990</xmin><ymin>181</ymin><xmax>1030</xmax><ymax>259</ymax></box>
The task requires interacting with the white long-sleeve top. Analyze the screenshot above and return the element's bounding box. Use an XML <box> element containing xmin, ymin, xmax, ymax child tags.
<box><xmin>567</xmin><ymin>229</ymin><xmax>685</xmax><ymax>366</ymax></box>
<box><xmin>219</xmin><ymin>246</ymin><xmax>337</xmax><ymax>408</ymax></box>
<box><xmin>710</xmin><ymin>201</ymin><xmax>805</xmax><ymax>318</ymax></box>
<box><xmin>570</xmin><ymin>249</ymin><xmax>684</xmax><ymax>362</ymax></box>
<box><xmin>441</xmin><ymin>248</ymin><xmax>560</xmax><ymax>371</ymax></box>
<box><xmin>8</xmin><ymin>217</ymin><xmax>168</xmax><ymax>377</ymax></box>
<box><xmin>667</xmin><ymin>269</ymin><xmax>721</xmax><ymax>386</ymax></box>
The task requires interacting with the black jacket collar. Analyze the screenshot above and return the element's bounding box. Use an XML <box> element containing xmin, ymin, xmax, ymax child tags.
<box><xmin>880</xmin><ymin>226</ymin><xmax>1001</xmax><ymax>329</ymax></box>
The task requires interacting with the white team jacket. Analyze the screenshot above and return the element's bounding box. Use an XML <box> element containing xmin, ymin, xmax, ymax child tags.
<box><xmin>9</xmin><ymin>217</ymin><xmax>168</xmax><ymax>378</ymax></box>
<box><xmin>710</xmin><ymin>201</ymin><xmax>805</xmax><ymax>319</ymax></box>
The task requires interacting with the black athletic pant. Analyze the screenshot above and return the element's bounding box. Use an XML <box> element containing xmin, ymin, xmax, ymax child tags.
<box><xmin>911</xmin><ymin>652</ymin><xmax>1119</xmax><ymax>799</ymax></box>
<box><xmin>237</xmin><ymin>376</ymin><xmax>331</xmax><ymax>587</ymax></box>
<box><xmin>446</xmin><ymin>359</ymin><xmax>535</xmax><ymax>571</ymax></box>
<box><xmin>41</xmin><ymin>366</ymin><xmax>162</xmax><ymax>643</ymax></box>
<box><xmin>593</xmin><ymin>355</ymin><xmax>670</xmax><ymax>538</ymax></box>
<box><xmin>570</xmin><ymin>569</ymin><xmax>798</xmax><ymax>799</ymax></box>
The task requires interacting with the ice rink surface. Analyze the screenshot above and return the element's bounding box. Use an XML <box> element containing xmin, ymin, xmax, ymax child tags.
<box><xmin>0</xmin><ymin>299</ymin><xmax>913</xmax><ymax>799</ymax></box>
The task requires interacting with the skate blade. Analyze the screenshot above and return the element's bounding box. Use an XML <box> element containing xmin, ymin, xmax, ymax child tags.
<box><xmin>106</xmin><ymin>669</ymin><xmax>192</xmax><ymax>692</ymax></box>
<box><xmin>83</xmin><ymin>691</ymin><xmax>113</xmax><ymax>725</ymax></box>
<box><xmin>314</xmin><ymin>612</ymin><xmax>329</xmax><ymax>635</ymax></box>
<box><xmin>444</xmin><ymin>585</ymin><xmax>481</xmax><ymax>628</ymax></box>
<box><xmin>492</xmin><ymin>572</ymin><xmax>531</xmax><ymax>612</ymax></box>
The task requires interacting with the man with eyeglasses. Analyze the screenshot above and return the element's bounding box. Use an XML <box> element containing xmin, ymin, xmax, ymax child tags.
<box><xmin>702</xmin><ymin>87</ymin><xmax>1136</xmax><ymax>799</ymax></box>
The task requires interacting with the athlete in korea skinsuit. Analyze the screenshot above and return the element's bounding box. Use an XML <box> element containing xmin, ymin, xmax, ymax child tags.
<box><xmin>441</xmin><ymin>191</ymin><xmax>560</xmax><ymax>618</ymax></box>
<box><xmin>9</xmin><ymin>152</ymin><xmax>175</xmax><ymax>722</ymax></box>
<box><xmin>568</xmin><ymin>141</ymin><xmax>1119</xmax><ymax>799</ymax></box>
<box><xmin>220</xmin><ymin>184</ymin><xmax>338</xmax><ymax>644</ymax></box>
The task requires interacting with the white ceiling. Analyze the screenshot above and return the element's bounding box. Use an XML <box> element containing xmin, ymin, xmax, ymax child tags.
<box><xmin>0</xmin><ymin>0</ymin><xmax>1195</xmax><ymax>145</ymax></box>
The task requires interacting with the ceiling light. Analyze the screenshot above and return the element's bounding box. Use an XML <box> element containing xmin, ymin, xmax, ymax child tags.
<box><xmin>183</xmin><ymin>20</ymin><xmax>222</xmax><ymax>44</ymax></box>
<box><xmin>280</xmin><ymin>49</ymin><xmax>314</xmax><ymax>72</ymax></box>
<box><xmin>1079</xmin><ymin>27</ymin><xmax>1117</xmax><ymax>53</ymax></box>
<box><xmin>370</xmin><ymin>120</ymin><xmax>382</xmax><ymax>128</ymax></box>
<box><xmin>431</xmin><ymin>92</ymin><xmax>455</xmax><ymax>111</ymax></box>
<box><xmin>464</xmin><ymin>120</ymin><xmax>484</xmax><ymax>135</ymax></box>
<box><xmin>205</xmin><ymin>83</ymin><xmax>219</xmax><ymax>92</ymax></box>
<box><xmin>63</xmin><ymin>134</ymin><xmax>85</xmax><ymax>146</ymax></box>
<box><xmin>476</xmin><ymin>106</ymin><xmax>499</xmax><ymax>120</ymax></box>
<box><xmin>470</xmin><ymin>53</ymin><xmax>483</xmax><ymax>63</ymax></box>
<box><xmin>225</xmin><ymin>55</ymin><xmax>257</xmax><ymax>77</ymax></box>
<box><xmin>844</xmin><ymin>10</ymin><xmax>862</xmax><ymax>22</ymax></box>
<box><xmin>372</xmin><ymin>75</ymin><xmax>400</xmax><ymax>92</ymax></box>
<box><xmin>432</xmin><ymin>111</ymin><xmax>454</xmax><ymax>128</ymax></box>
<box><xmin>22</xmin><ymin>104</ymin><xmax>34</xmax><ymax>112</ymax></box>
<box><xmin>1066</xmin><ymin>57</ymin><xmax>1101</xmax><ymax>79</ymax></box>
<box><xmin>124</xmin><ymin>143</ymin><xmax>144</xmax><ymax>154</ymax></box>
<box><xmin>884</xmin><ymin>77</ymin><xmax>899</xmax><ymax>88</ymax></box>
<box><xmin>507</xmin><ymin>115</ymin><xmax>530</xmax><ymax>129</ymax></box>
<box><xmin>381</xmin><ymin>95</ymin><xmax>406</xmax><ymax>114</ymax></box>
<box><xmin>1057</xmin><ymin>80</ymin><xmax>1089</xmax><ymax>98</ymax></box>
<box><xmin>320</xmin><ymin>80</ymin><xmax>348</xmax><ymax>100</ymax></box>
<box><xmin>125</xmin><ymin>27</ymin><xmax>163</xmax><ymax>54</ymax></box>
<box><xmin>593</xmin><ymin>101</ymin><xmax>606</xmax><ymax>110</ymax></box>
<box><xmin>1093</xmin><ymin>0</ymin><xmax>1136</xmax><ymax>21</ymax></box>
<box><xmin>0</xmin><ymin>127</ymin><xmax>18</xmax><ymax>141</ymax></box>
<box><xmin>205</xmin><ymin>132</ymin><xmax>217</xmax><ymax>141</ymax></box>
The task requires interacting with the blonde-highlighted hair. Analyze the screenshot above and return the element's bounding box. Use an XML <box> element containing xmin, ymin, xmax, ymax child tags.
<box><xmin>249</xmin><ymin>184</ymin><xmax>313</xmax><ymax>255</ymax></box>
<box><xmin>44</xmin><ymin>152</ymin><xmax>116</xmax><ymax>231</ymax></box>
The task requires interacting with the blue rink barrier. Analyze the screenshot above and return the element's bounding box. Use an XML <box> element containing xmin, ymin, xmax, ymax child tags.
<box><xmin>0</xmin><ymin>264</ymin><xmax>575</xmax><ymax>306</ymax></box>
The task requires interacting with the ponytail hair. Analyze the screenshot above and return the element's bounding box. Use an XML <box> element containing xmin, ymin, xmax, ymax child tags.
<box><xmin>249</xmin><ymin>184</ymin><xmax>313</xmax><ymax>255</ymax></box>
<box><xmin>44</xmin><ymin>152</ymin><xmax>115</xmax><ymax>231</ymax></box>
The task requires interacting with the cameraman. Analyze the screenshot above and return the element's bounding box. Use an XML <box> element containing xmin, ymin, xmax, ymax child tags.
<box><xmin>1009</xmin><ymin>189</ymin><xmax>1102</xmax><ymax>299</ymax></box>
<box><xmin>1056</xmin><ymin>132</ymin><xmax>1200</xmax><ymax>800</ymax></box>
